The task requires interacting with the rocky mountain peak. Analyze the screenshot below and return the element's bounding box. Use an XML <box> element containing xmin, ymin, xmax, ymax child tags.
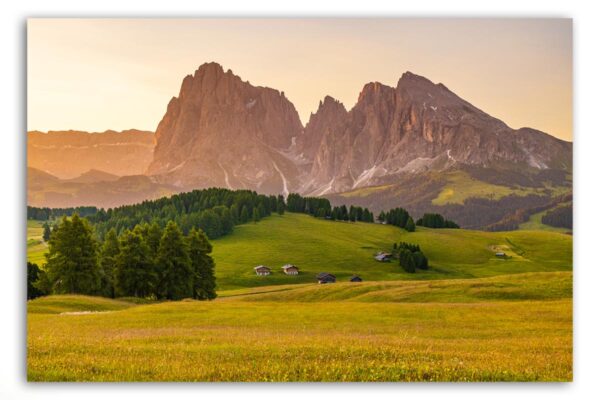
<box><xmin>146</xmin><ymin>64</ymin><xmax>304</xmax><ymax>194</ymax></box>
<box><xmin>297</xmin><ymin>96</ymin><xmax>348</xmax><ymax>162</ymax></box>
<box><xmin>357</xmin><ymin>82</ymin><xmax>395</xmax><ymax>103</ymax></box>
<box><xmin>319</xmin><ymin>95</ymin><xmax>345</xmax><ymax>110</ymax></box>
<box><xmin>145</xmin><ymin>63</ymin><xmax>571</xmax><ymax>199</ymax></box>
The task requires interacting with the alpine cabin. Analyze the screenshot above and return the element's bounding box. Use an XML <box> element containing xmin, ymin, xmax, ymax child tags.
<box><xmin>316</xmin><ymin>272</ymin><xmax>336</xmax><ymax>284</ymax></box>
<box><xmin>374</xmin><ymin>252</ymin><xmax>393</xmax><ymax>262</ymax></box>
<box><xmin>254</xmin><ymin>265</ymin><xmax>271</xmax><ymax>276</ymax></box>
<box><xmin>282</xmin><ymin>264</ymin><xmax>299</xmax><ymax>275</ymax></box>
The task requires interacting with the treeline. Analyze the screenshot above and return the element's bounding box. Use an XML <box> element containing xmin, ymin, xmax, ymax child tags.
<box><xmin>286</xmin><ymin>193</ymin><xmax>374</xmax><ymax>222</ymax></box>
<box><xmin>377</xmin><ymin>208</ymin><xmax>416</xmax><ymax>231</ymax></box>
<box><xmin>87</xmin><ymin>188</ymin><xmax>285</xmax><ymax>240</ymax></box>
<box><xmin>416</xmin><ymin>213</ymin><xmax>459</xmax><ymax>229</ymax></box>
<box><xmin>29</xmin><ymin>214</ymin><xmax>216</xmax><ymax>301</ymax></box>
<box><xmin>27</xmin><ymin>205</ymin><xmax>98</xmax><ymax>221</ymax></box>
<box><xmin>392</xmin><ymin>242</ymin><xmax>429</xmax><ymax>273</ymax></box>
<box><xmin>541</xmin><ymin>205</ymin><xmax>572</xmax><ymax>229</ymax></box>
<box><xmin>28</xmin><ymin>189</ymin><xmax>461</xmax><ymax>246</ymax></box>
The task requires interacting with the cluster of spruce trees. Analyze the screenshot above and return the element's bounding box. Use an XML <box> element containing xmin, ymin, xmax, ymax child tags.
<box><xmin>30</xmin><ymin>214</ymin><xmax>216</xmax><ymax>301</ymax></box>
<box><xmin>416</xmin><ymin>213</ymin><xmax>460</xmax><ymax>229</ymax></box>
<box><xmin>331</xmin><ymin>205</ymin><xmax>375</xmax><ymax>222</ymax></box>
<box><xmin>285</xmin><ymin>193</ymin><xmax>375</xmax><ymax>222</ymax></box>
<box><xmin>377</xmin><ymin>208</ymin><xmax>416</xmax><ymax>231</ymax></box>
<box><xmin>86</xmin><ymin>188</ymin><xmax>286</xmax><ymax>240</ymax></box>
<box><xmin>541</xmin><ymin>205</ymin><xmax>572</xmax><ymax>229</ymax></box>
<box><xmin>393</xmin><ymin>242</ymin><xmax>429</xmax><ymax>273</ymax></box>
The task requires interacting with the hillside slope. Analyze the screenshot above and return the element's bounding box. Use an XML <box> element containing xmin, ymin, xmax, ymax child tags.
<box><xmin>211</xmin><ymin>213</ymin><xmax>572</xmax><ymax>290</ymax></box>
<box><xmin>218</xmin><ymin>271</ymin><xmax>571</xmax><ymax>303</ymax></box>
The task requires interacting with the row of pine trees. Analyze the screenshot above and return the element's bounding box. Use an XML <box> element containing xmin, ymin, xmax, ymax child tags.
<box><xmin>31</xmin><ymin>214</ymin><xmax>216</xmax><ymax>301</ymax></box>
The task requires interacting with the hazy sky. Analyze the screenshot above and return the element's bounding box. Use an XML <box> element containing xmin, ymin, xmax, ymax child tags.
<box><xmin>27</xmin><ymin>18</ymin><xmax>572</xmax><ymax>141</ymax></box>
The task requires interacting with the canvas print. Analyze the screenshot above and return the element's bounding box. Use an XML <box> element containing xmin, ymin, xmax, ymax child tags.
<box><xmin>26</xmin><ymin>19</ymin><xmax>573</xmax><ymax>382</ymax></box>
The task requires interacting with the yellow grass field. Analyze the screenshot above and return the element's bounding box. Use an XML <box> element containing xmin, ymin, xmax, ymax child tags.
<box><xmin>26</xmin><ymin>214</ymin><xmax>572</xmax><ymax>382</ymax></box>
<box><xmin>28</xmin><ymin>273</ymin><xmax>572</xmax><ymax>382</ymax></box>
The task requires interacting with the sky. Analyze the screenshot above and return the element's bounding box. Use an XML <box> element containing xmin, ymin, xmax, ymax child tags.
<box><xmin>27</xmin><ymin>18</ymin><xmax>572</xmax><ymax>141</ymax></box>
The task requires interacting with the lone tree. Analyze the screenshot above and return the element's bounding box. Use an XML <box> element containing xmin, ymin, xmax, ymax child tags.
<box><xmin>187</xmin><ymin>228</ymin><xmax>217</xmax><ymax>300</ymax></box>
<box><xmin>42</xmin><ymin>222</ymin><xmax>51</xmax><ymax>242</ymax></box>
<box><xmin>156</xmin><ymin>221</ymin><xmax>192</xmax><ymax>300</ymax></box>
<box><xmin>115</xmin><ymin>230</ymin><xmax>156</xmax><ymax>298</ymax></box>
<box><xmin>405</xmin><ymin>216</ymin><xmax>416</xmax><ymax>232</ymax></box>
<box><xmin>44</xmin><ymin>214</ymin><xmax>100</xmax><ymax>294</ymax></box>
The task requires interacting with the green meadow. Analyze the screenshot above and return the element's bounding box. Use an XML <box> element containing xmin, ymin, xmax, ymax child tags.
<box><xmin>211</xmin><ymin>213</ymin><xmax>572</xmax><ymax>289</ymax></box>
<box><xmin>27</xmin><ymin>220</ymin><xmax>47</xmax><ymax>266</ymax></box>
<box><xmin>26</xmin><ymin>213</ymin><xmax>573</xmax><ymax>382</ymax></box>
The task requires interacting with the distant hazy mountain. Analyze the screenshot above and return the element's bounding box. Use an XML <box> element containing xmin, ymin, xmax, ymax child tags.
<box><xmin>27</xmin><ymin>167</ymin><xmax>175</xmax><ymax>209</ymax></box>
<box><xmin>28</xmin><ymin>129</ymin><xmax>155</xmax><ymax>179</ymax></box>
<box><xmin>66</xmin><ymin>169</ymin><xmax>120</xmax><ymax>184</ymax></box>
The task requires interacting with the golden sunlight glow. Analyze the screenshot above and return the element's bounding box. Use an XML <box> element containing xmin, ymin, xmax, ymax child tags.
<box><xmin>27</xmin><ymin>18</ymin><xmax>572</xmax><ymax>141</ymax></box>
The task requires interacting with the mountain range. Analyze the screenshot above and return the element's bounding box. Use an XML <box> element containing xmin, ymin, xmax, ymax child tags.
<box><xmin>28</xmin><ymin>129</ymin><xmax>154</xmax><ymax>179</ymax></box>
<box><xmin>27</xmin><ymin>62</ymin><xmax>572</xmax><ymax>229</ymax></box>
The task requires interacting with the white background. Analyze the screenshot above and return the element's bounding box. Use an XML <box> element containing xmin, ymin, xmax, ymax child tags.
<box><xmin>1</xmin><ymin>1</ymin><xmax>598</xmax><ymax>399</ymax></box>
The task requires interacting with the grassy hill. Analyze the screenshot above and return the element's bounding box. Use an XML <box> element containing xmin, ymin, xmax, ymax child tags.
<box><xmin>212</xmin><ymin>213</ymin><xmax>572</xmax><ymax>290</ymax></box>
<box><xmin>27</xmin><ymin>220</ymin><xmax>47</xmax><ymax>266</ymax></box>
<box><xmin>27</xmin><ymin>294</ymin><xmax>137</xmax><ymax>314</ymax></box>
<box><xmin>218</xmin><ymin>271</ymin><xmax>572</xmax><ymax>303</ymax></box>
<box><xmin>519</xmin><ymin>201</ymin><xmax>573</xmax><ymax>233</ymax></box>
<box><xmin>26</xmin><ymin>213</ymin><xmax>572</xmax><ymax>290</ymax></box>
<box><xmin>26</xmin><ymin>213</ymin><xmax>572</xmax><ymax>381</ymax></box>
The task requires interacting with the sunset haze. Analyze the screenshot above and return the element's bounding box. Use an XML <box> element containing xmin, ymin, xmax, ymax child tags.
<box><xmin>27</xmin><ymin>18</ymin><xmax>572</xmax><ymax>141</ymax></box>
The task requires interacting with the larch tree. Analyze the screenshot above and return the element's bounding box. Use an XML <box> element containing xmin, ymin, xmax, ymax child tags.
<box><xmin>99</xmin><ymin>228</ymin><xmax>120</xmax><ymax>298</ymax></box>
<box><xmin>42</xmin><ymin>222</ymin><xmax>51</xmax><ymax>242</ymax></box>
<box><xmin>187</xmin><ymin>228</ymin><xmax>217</xmax><ymax>300</ymax></box>
<box><xmin>156</xmin><ymin>221</ymin><xmax>193</xmax><ymax>300</ymax></box>
<box><xmin>115</xmin><ymin>230</ymin><xmax>156</xmax><ymax>298</ymax></box>
<box><xmin>44</xmin><ymin>214</ymin><xmax>100</xmax><ymax>294</ymax></box>
<box><xmin>405</xmin><ymin>216</ymin><xmax>416</xmax><ymax>232</ymax></box>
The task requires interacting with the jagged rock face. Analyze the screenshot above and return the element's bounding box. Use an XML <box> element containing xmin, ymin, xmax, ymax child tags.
<box><xmin>146</xmin><ymin>62</ymin><xmax>304</xmax><ymax>195</ymax></box>
<box><xmin>298</xmin><ymin>72</ymin><xmax>572</xmax><ymax>195</ymax></box>
<box><xmin>297</xmin><ymin>96</ymin><xmax>347</xmax><ymax>162</ymax></box>
<box><xmin>27</xmin><ymin>130</ymin><xmax>154</xmax><ymax>179</ymax></box>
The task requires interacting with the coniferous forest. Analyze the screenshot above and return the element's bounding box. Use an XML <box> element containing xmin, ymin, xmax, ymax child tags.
<box><xmin>27</xmin><ymin>188</ymin><xmax>463</xmax><ymax>301</ymax></box>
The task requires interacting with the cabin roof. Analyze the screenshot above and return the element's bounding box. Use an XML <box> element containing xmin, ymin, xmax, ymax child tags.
<box><xmin>254</xmin><ymin>265</ymin><xmax>271</xmax><ymax>270</ymax></box>
<box><xmin>282</xmin><ymin>264</ymin><xmax>298</xmax><ymax>270</ymax></box>
<box><xmin>316</xmin><ymin>272</ymin><xmax>336</xmax><ymax>279</ymax></box>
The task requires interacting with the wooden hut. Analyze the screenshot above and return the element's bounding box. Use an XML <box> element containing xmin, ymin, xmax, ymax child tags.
<box><xmin>374</xmin><ymin>252</ymin><xmax>392</xmax><ymax>262</ymax></box>
<box><xmin>316</xmin><ymin>272</ymin><xmax>336</xmax><ymax>284</ymax></box>
<box><xmin>282</xmin><ymin>264</ymin><xmax>299</xmax><ymax>275</ymax></box>
<box><xmin>254</xmin><ymin>265</ymin><xmax>271</xmax><ymax>276</ymax></box>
